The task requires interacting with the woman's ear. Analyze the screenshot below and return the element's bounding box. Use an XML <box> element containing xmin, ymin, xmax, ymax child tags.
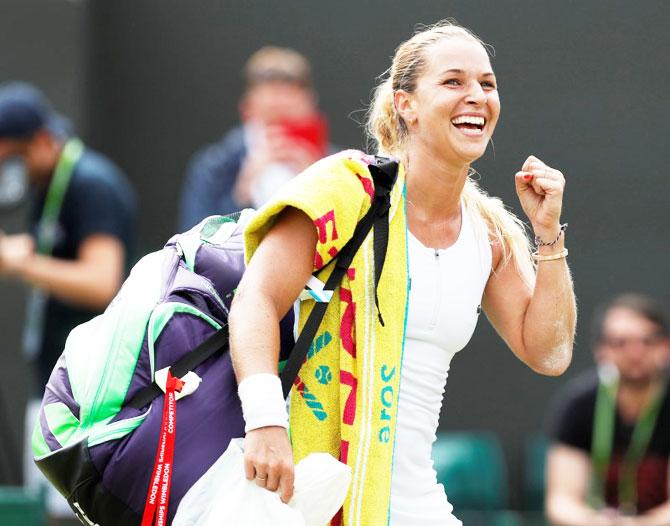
<box><xmin>394</xmin><ymin>89</ymin><xmax>417</xmax><ymax>127</ymax></box>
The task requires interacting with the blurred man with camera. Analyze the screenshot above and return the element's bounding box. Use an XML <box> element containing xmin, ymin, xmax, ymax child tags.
<box><xmin>178</xmin><ymin>46</ymin><xmax>329</xmax><ymax>230</ymax></box>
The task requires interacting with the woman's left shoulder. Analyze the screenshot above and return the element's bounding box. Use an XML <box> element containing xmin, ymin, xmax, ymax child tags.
<box><xmin>300</xmin><ymin>148</ymin><xmax>402</xmax><ymax>202</ymax></box>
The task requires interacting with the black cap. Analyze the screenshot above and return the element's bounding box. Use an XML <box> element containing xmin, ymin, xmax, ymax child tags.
<box><xmin>0</xmin><ymin>82</ymin><xmax>72</xmax><ymax>139</ymax></box>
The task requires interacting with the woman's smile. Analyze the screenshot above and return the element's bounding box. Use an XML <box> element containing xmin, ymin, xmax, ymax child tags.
<box><xmin>450</xmin><ymin>113</ymin><xmax>487</xmax><ymax>137</ymax></box>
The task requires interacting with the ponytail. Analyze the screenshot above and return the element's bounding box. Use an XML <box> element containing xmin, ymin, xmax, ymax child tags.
<box><xmin>366</xmin><ymin>78</ymin><xmax>406</xmax><ymax>155</ymax></box>
<box><xmin>463</xmin><ymin>177</ymin><xmax>535</xmax><ymax>286</ymax></box>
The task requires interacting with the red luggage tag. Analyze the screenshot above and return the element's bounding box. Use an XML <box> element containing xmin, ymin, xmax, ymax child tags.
<box><xmin>141</xmin><ymin>371</ymin><xmax>184</xmax><ymax>526</ymax></box>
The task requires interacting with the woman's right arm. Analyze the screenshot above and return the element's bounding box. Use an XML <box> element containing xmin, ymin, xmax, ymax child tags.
<box><xmin>229</xmin><ymin>206</ymin><xmax>317</xmax><ymax>503</ymax></box>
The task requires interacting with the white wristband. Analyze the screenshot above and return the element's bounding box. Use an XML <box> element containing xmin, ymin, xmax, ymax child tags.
<box><xmin>237</xmin><ymin>373</ymin><xmax>289</xmax><ymax>433</ymax></box>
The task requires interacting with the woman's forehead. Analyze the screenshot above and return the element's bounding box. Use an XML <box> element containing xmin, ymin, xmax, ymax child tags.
<box><xmin>423</xmin><ymin>37</ymin><xmax>493</xmax><ymax>76</ymax></box>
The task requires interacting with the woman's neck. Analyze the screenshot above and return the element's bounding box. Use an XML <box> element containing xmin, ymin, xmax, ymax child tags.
<box><xmin>403</xmin><ymin>140</ymin><xmax>470</xmax><ymax>222</ymax></box>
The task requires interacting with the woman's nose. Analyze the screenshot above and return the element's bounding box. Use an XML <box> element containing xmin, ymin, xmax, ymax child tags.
<box><xmin>465</xmin><ymin>82</ymin><xmax>487</xmax><ymax>105</ymax></box>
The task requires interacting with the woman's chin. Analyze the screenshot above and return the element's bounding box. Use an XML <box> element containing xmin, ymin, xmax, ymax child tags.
<box><xmin>456</xmin><ymin>144</ymin><xmax>488</xmax><ymax>164</ymax></box>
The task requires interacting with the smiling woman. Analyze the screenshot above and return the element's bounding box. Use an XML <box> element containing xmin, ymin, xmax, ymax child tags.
<box><xmin>228</xmin><ymin>19</ymin><xmax>577</xmax><ymax>526</ymax></box>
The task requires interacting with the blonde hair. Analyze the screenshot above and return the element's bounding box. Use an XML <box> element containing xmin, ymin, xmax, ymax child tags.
<box><xmin>366</xmin><ymin>20</ymin><xmax>535</xmax><ymax>282</ymax></box>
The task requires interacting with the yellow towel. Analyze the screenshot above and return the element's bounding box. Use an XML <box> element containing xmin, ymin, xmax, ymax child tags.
<box><xmin>245</xmin><ymin>150</ymin><xmax>409</xmax><ymax>525</ymax></box>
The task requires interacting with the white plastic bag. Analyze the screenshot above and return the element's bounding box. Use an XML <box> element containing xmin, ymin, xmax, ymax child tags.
<box><xmin>290</xmin><ymin>450</ymin><xmax>352</xmax><ymax>526</ymax></box>
<box><xmin>173</xmin><ymin>438</ymin><xmax>352</xmax><ymax>526</ymax></box>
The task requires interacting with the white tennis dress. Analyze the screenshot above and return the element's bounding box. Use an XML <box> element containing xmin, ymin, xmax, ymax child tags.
<box><xmin>390</xmin><ymin>202</ymin><xmax>492</xmax><ymax>525</ymax></box>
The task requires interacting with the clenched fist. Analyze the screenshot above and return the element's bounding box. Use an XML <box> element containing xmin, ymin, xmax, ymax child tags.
<box><xmin>514</xmin><ymin>155</ymin><xmax>566</xmax><ymax>241</ymax></box>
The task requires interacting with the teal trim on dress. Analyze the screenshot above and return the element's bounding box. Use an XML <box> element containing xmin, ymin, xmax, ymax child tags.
<box><xmin>386</xmin><ymin>181</ymin><xmax>411</xmax><ymax>526</ymax></box>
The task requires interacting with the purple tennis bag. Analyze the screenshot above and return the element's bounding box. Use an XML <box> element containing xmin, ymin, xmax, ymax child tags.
<box><xmin>32</xmin><ymin>211</ymin><xmax>297</xmax><ymax>524</ymax></box>
<box><xmin>32</xmin><ymin>158</ymin><xmax>397</xmax><ymax>526</ymax></box>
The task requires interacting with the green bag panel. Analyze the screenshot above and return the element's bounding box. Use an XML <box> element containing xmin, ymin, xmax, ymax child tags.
<box><xmin>67</xmin><ymin>250</ymin><xmax>167</xmax><ymax>429</ymax></box>
<box><xmin>43</xmin><ymin>402</ymin><xmax>81</xmax><ymax>448</ymax></box>
<box><xmin>31</xmin><ymin>422</ymin><xmax>51</xmax><ymax>460</ymax></box>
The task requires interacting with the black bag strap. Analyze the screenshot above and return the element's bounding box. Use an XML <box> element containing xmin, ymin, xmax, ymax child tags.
<box><xmin>127</xmin><ymin>325</ymin><xmax>230</xmax><ymax>409</ymax></box>
<box><xmin>127</xmin><ymin>157</ymin><xmax>398</xmax><ymax>408</ymax></box>
<box><xmin>368</xmin><ymin>159</ymin><xmax>395</xmax><ymax>326</ymax></box>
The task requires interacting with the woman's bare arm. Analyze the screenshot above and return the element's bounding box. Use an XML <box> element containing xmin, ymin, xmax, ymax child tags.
<box><xmin>229</xmin><ymin>206</ymin><xmax>317</xmax><ymax>502</ymax></box>
<box><xmin>483</xmin><ymin>154</ymin><xmax>576</xmax><ymax>375</ymax></box>
<box><xmin>483</xmin><ymin>233</ymin><xmax>575</xmax><ymax>375</ymax></box>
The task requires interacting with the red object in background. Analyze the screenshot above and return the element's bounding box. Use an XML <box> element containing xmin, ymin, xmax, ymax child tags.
<box><xmin>279</xmin><ymin>113</ymin><xmax>329</xmax><ymax>156</ymax></box>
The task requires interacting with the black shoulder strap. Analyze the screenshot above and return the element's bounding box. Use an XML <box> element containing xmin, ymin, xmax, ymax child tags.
<box><xmin>127</xmin><ymin>158</ymin><xmax>399</xmax><ymax>408</ymax></box>
<box><xmin>127</xmin><ymin>324</ymin><xmax>230</xmax><ymax>409</ymax></box>
<box><xmin>368</xmin><ymin>158</ymin><xmax>396</xmax><ymax>326</ymax></box>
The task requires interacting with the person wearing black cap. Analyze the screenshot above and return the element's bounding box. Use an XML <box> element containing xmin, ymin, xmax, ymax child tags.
<box><xmin>178</xmin><ymin>46</ymin><xmax>330</xmax><ymax>230</ymax></box>
<box><xmin>0</xmin><ymin>81</ymin><xmax>137</xmax><ymax>520</ymax></box>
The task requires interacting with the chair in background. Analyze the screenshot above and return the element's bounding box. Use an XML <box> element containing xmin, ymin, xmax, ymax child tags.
<box><xmin>457</xmin><ymin>509</ymin><xmax>526</xmax><ymax>526</ymax></box>
<box><xmin>432</xmin><ymin>431</ymin><xmax>523</xmax><ymax>526</ymax></box>
<box><xmin>0</xmin><ymin>486</ymin><xmax>46</xmax><ymax>526</ymax></box>
<box><xmin>522</xmin><ymin>433</ymin><xmax>551</xmax><ymax>526</ymax></box>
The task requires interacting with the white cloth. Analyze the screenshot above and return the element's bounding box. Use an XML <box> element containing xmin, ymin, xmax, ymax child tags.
<box><xmin>390</xmin><ymin>203</ymin><xmax>492</xmax><ymax>525</ymax></box>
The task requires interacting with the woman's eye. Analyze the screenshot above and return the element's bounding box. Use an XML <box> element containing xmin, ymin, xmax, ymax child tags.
<box><xmin>444</xmin><ymin>78</ymin><xmax>461</xmax><ymax>86</ymax></box>
<box><xmin>481</xmin><ymin>81</ymin><xmax>496</xmax><ymax>89</ymax></box>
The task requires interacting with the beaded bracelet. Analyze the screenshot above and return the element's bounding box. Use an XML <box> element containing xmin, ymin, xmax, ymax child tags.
<box><xmin>532</xmin><ymin>248</ymin><xmax>568</xmax><ymax>262</ymax></box>
<box><xmin>534</xmin><ymin>223</ymin><xmax>568</xmax><ymax>247</ymax></box>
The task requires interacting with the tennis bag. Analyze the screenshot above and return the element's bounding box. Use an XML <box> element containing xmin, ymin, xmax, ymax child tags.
<box><xmin>32</xmin><ymin>157</ymin><xmax>397</xmax><ymax>526</ymax></box>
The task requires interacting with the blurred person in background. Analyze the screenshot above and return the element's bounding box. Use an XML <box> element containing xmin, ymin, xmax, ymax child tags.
<box><xmin>0</xmin><ymin>82</ymin><xmax>137</xmax><ymax>522</ymax></box>
<box><xmin>178</xmin><ymin>46</ymin><xmax>329</xmax><ymax>230</ymax></box>
<box><xmin>546</xmin><ymin>293</ymin><xmax>670</xmax><ymax>526</ymax></box>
